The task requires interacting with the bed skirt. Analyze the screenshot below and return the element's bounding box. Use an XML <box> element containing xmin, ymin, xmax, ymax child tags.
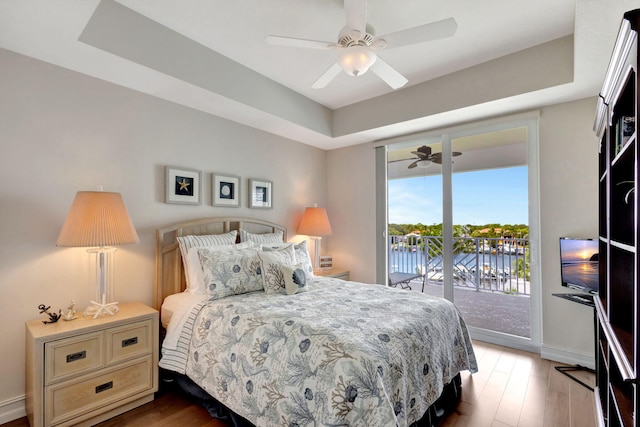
<box><xmin>161</xmin><ymin>369</ymin><xmax>463</xmax><ymax>427</ymax></box>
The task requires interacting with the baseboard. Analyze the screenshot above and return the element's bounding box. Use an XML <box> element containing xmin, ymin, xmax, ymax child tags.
<box><xmin>0</xmin><ymin>395</ymin><xmax>26</xmax><ymax>424</ymax></box>
<box><xmin>468</xmin><ymin>327</ymin><xmax>595</xmax><ymax>370</ymax></box>
<box><xmin>541</xmin><ymin>344</ymin><xmax>595</xmax><ymax>370</ymax></box>
<box><xmin>468</xmin><ymin>327</ymin><xmax>540</xmax><ymax>354</ymax></box>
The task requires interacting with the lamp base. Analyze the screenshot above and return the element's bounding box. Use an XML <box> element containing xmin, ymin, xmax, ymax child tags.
<box><xmin>84</xmin><ymin>300</ymin><xmax>119</xmax><ymax>319</ymax></box>
<box><xmin>310</xmin><ymin>236</ymin><xmax>322</xmax><ymax>273</ymax></box>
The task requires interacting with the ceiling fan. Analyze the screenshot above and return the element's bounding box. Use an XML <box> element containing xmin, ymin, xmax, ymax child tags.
<box><xmin>389</xmin><ymin>145</ymin><xmax>462</xmax><ymax>169</ymax></box>
<box><xmin>265</xmin><ymin>0</ymin><xmax>457</xmax><ymax>90</ymax></box>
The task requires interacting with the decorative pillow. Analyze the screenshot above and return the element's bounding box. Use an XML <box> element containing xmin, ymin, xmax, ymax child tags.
<box><xmin>283</xmin><ymin>263</ymin><xmax>309</xmax><ymax>295</ymax></box>
<box><xmin>262</xmin><ymin>241</ymin><xmax>314</xmax><ymax>280</ymax></box>
<box><xmin>240</xmin><ymin>228</ymin><xmax>284</xmax><ymax>245</ymax></box>
<box><xmin>197</xmin><ymin>247</ymin><xmax>263</xmax><ymax>299</ymax></box>
<box><xmin>256</xmin><ymin>246</ymin><xmax>296</xmax><ymax>293</ymax></box>
<box><xmin>185</xmin><ymin>241</ymin><xmax>257</xmax><ymax>294</ymax></box>
<box><xmin>177</xmin><ymin>231</ymin><xmax>238</xmax><ymax>289</ymax></box>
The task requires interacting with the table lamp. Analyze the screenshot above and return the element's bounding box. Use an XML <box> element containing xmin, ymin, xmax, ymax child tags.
<box><xmin>297</xmin><ymin>205</ymin><xmax>333</xmax><ymax>272</ymax></box>
<box><xmin>56</xmin><ymin>191</ymin><xmax>139</xmax><ymax>318</ymax></box>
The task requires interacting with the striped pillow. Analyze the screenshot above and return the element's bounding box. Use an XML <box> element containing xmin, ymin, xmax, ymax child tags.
<box><xmin>177</xmin><ymin>231</ymin><xmax>238</xmax><ymax>289</ymax></box>
<box><xmin>239</xmin><ymin>228</ymin><xmax>284</xmax><ymax>245</ymax></box>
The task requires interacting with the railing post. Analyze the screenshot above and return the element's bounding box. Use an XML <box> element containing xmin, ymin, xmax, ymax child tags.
<box><xmin>474</xmin><ymin>239</ymin><xmax>479</xmax><ymax>291</ymax></box>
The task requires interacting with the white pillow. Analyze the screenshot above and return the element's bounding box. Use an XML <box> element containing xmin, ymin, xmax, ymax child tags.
<box><xmin>177</xmin><ymin>231</ymin><xmax>238</xmax><ymax>290</ymax></box>
<box><xmin>240</xmin><ymin>228</ymin><xmax>284</xmax><ymax>245</ymax></box>
<box><xmin>185</xmin><ymin>241</ymin><xmax>257</xmax><ymax>294</ymax></box>
<box><xmin>283</xmin><ymin>263</ymin><xmax>309</xmax><ymax>295</ymax></box>
<box><xmin>262</xmin><ymin>240</ymin><xmax>314</xmax><ymax>280</ymax></box>
<box><xmin>256</xmin><ymin>246</ymin><xmax>296</xmax><ymax>293</ymax></box>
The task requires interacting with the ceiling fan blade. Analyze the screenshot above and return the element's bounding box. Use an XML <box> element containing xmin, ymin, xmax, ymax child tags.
<box><xmin>344</xmin><ymin>0</ymin><xmax>367</xmax><ymax>34</ymax></box>
<box><xmin>370</xmin><ymin>57</ymin><xmax>408</xmax><ymax>89</ymax></box>
<box><xmin>312</xmin><ymin>62</ymin><xmax>343</xmax><ymax>89</ymax></box>
<box><xmin>388</xmin><ymin>157</ymin><xmax>418</xmax><ymax>164</ymax></box>
<box><xmin>379</xmin><ymin>17</ymin><xmax>457</xmax><ymax>49</ymax></box>
<box><xmin>408</xmin><ymin>160</ymin><xmax>419</xmax><ymax>169</ymax></box>
<box><xmin>430</xmin><ymin>151</ymin><xmax>462</xmax><ymax>164</ymax></box>
<box><xmin>413</xmin><ymin>145</ymin><xmax>432</xmax><ymax>157</ymax></box>
<box><xmin>265</xmin><ymin>35</ymin><xmax>333</xmax><ymax>50</ymax></box>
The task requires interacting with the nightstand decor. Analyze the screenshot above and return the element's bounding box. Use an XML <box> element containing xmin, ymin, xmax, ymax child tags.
<box><xmin>297</xmin><ymin>205</ymin><xmax>332</xmax><ymax>272</ymax></box>
<box><xmin>56</xmin><ymin>191</ymin><xmax>139</xmax><ymax>318</ymax></box>
<box><xmin>37</xmin><ymin>304</ymin><xmax>62</xmax><ymax>324</ymax></box>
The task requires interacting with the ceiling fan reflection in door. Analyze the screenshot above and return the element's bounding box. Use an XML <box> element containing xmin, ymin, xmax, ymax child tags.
<box><xmin>389</xmin><ymin>145</ymin><xmax>462</xmax><ymax>169</ymax></box>
<box><xmin>265</xmin><ymin>0</ymin><xmax>457</xmax><ymax>89</ymax></box>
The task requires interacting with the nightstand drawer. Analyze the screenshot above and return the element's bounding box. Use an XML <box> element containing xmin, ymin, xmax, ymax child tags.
<box><xmin>46</xmin><ymin>355</ymin><xmax>154</xmax><ymax>426</ymax></box>
<box><xmin>45</xmin><ymin>332</ymin><xmax>103</xmax><ymax>384</ymax></box>
<box><xmin>106</xmin><ymin>319</ymin><xmax>153</xmax><ymax>365</ymax></box>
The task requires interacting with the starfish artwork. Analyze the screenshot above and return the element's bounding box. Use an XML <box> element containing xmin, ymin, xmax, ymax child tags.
<box><xmin>175</xmin><ymin>176</ymin><xmax>194</xmax><ymax>196</ymax></box>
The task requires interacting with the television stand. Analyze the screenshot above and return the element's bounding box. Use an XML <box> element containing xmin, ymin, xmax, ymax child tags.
<box><xmin>554</xmin><ymin>365</ymin><xmax>595</xmax><ymax>391</ymax></box>
<box><xmin>551</xmin><ymin>293</ymin><xmax>596</xmax><ymax>391</ymax></box>
<box><xmin>552</xmin><ymin>292</ymin><xmax>595</xmax><ymax>308</ymax></box>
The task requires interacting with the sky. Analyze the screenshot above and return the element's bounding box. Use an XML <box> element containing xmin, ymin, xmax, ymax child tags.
<box><xmin>560</xmin><ymin>238</ymin><xmax>599</xmax><ymax>262</ymax></box>
<box><xmin>388</xmin><ymin>166</ymin><xmax>528</xmax><ymax>225</ymax></box>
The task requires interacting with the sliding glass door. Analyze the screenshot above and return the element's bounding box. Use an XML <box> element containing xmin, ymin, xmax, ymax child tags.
<box><xmin>384</xmin><ymin>117</ymin><xmax>540</xmax><ymax>351</ymax></box>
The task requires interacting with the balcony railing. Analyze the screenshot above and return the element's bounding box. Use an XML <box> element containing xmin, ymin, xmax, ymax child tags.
<box><xmin>388</xmin><ymin>235</ymin><xmax>530</xmax><ymax>296</ymax></box>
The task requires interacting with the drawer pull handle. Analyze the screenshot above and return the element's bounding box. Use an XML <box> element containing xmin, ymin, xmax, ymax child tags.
<box><xmin>122</xmin><ymin>337</ymin><xmax>138</xmax><ymax>347</ymax></box>
<box><xmin>66</xmin><ymin>351</ymin><xmax>86</xmax><ymax>363</ymax></box>
<box><xmin>95</xmin><ymin>381</ymin><xmax>113</xmax><ymax>394</ymax></box>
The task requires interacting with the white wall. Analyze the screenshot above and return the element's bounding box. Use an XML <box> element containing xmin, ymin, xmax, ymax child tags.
<box><xmin>327</xmin><ymin>97</ymin><xmax>599</xmax><ymax>364</ymax></box>
<box><xmin>0</xmin><ymin>45</ymin><xmax>601</xmax><ymax>422</ymax></box>
<box><xmin>538</xmin><ymin>97</ymin><xmax>599</xmax><ymax>363</ymax></box>
<box><xmin>0</xmin><ymin>49</ymin><xmax>327</xmax><ymax>419</ymax></box>
<box><xmin>325</xmin><ymin>143</ymin><xmax>378</xmax><ymax>283</ymax></box>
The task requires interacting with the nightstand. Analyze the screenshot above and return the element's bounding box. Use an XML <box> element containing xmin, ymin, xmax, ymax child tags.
<box><xmin>315</xmin><ymin>269</ymin><xmax>350</xmax><ymax>280</ymax></box>
<box><xmin>25</xmin><ymin>302</ymin><xmax>159</xmax><ymax>427</ymax></box>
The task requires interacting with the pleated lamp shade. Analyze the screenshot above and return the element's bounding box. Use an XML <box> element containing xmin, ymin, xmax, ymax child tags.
<box><xmin>56</xmin><ymin>191</ymin><xmax>139</xmax><ymax>247</ymax></box>
<box><xmin>297</xmin><ymin>207</ymin><xmax>333</xmax><ymax>237</ymax></box>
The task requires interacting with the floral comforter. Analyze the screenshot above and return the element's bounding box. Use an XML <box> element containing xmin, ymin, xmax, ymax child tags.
<box><xmin>160</xmin><ymin>277</ymin><xmax>477</xmax><ymax>427</ymax></box>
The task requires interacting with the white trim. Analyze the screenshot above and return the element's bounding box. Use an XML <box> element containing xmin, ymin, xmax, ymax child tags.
<box><xmin>381</xmin><ymin>114</ymin><xmax>542</xmax><ymax>351</ymax></box>
<box><xmin>593</xmin><ymin>387</ymin><xmax>606</xmax><ymax>427</ymax></box>
<box><xmin>541</xmin><ymin>343</ymin><xmax>595</xmax><ymax>369</ymax></box>
<box><xmin>375</xmin><ymin>146</ymin><xmax>389</xmax><ymax>285</ymax></box>
<box><xmin>468</xmin><ymin>326</ymin><xmax>540</xmax><ymax>354</ymax></box>
<box><xmin>442</xmin><ymin>134</ymin><xmax>454</xmax><ymax>301</ymax></box>
<box><xmin>373</xmin><ymin>110</ymin><xmax>541</xmax><ymax>147</ymax></box>
<box><xmin>526</xmin><ymin>117</ymin><xmax>542</xmax><ymax>348</ymax></box>
<box><xmin>0</xmin><ymin>394</ymin><xmax>26</xmax><ymax>424</ymax></box>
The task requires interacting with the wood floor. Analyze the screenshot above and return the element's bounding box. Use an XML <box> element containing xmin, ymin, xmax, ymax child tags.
<box><xmin>2</xmin><ymin>341</ymin><xmax>596</xmax><ymax>427</ymax></box>
<box><xmin>442</xmin><ymin>341</ymin><xmax>596</xmax><ymax>427</ymax></box>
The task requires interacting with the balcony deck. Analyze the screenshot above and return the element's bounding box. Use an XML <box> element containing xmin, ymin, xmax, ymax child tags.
<box><xmin>397</xmin><ymin>277</ymin><xmax>530</xmax><ymax>338</ymax></box>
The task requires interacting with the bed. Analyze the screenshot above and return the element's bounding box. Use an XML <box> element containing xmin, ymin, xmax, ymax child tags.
<box><xmin>155</xmin><ymin>217</ymin><xmax>477</xmax><ymax>427</ymax></box>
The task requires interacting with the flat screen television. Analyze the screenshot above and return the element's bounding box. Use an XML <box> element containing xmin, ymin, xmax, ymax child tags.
<box><xmin>559</xmin><ymin>237</ymin><xmax>599</xmax><ymax>294</ymax></box>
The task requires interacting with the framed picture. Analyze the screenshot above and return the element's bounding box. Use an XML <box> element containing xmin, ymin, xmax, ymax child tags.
<box><xmin>212</xmin><ymin>173</ymin><xmax>240</xmax><ymax>207</ymax></box>
<box><xmin>165</xmin><ymin>166</ymin><xmax>201</xmax><ymax>205</ymax></box>
<box><xmin>248</xmin><ymin>178</ymin><xmax>272</xmax><ymax>209</ymax></box>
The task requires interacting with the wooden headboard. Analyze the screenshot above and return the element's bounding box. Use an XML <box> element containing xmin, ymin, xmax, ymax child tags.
<box><xmin>154</xmin><ymin>216</ymin><xmax>287</xmax><ymax>310</ymax></box>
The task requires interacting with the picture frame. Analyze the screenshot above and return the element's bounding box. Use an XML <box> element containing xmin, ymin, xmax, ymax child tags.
<box><xmin>165</xmin><ymin>166</ymin><xmax>201</xmax><ymax>205</ymax></box>
<box><xmin>212</xmin><ymin>173</ymin><xmax>240</xmax><ymax>207</ymax></box>
<box><xmin>248</xmin><ymin>178</ymin><xmax>273</xmax><ymax>209</ymax></box>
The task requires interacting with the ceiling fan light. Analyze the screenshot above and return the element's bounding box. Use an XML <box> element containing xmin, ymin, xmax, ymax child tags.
<box><xmin>416</xmin><ymin>160</ymin><xmax>432</xmax><ymax>168</ymax></box>
<box><xmin>338</xmin><ymin>46</ymin><xmax>377</xmax><ymax>77</ymax></box>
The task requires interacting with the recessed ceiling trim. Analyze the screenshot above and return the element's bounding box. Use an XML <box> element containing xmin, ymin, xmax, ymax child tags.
<box><xmin>79</xmin><ymin>0</ymin><xmax>333</xmax><ymax>138</ymax></box>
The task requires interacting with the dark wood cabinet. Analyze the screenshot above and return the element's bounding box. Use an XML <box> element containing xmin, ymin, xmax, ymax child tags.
<box><xmin>594</xmin><ymin>9</ymin><xmax>640</xmax><ymax>427</ymax></box>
